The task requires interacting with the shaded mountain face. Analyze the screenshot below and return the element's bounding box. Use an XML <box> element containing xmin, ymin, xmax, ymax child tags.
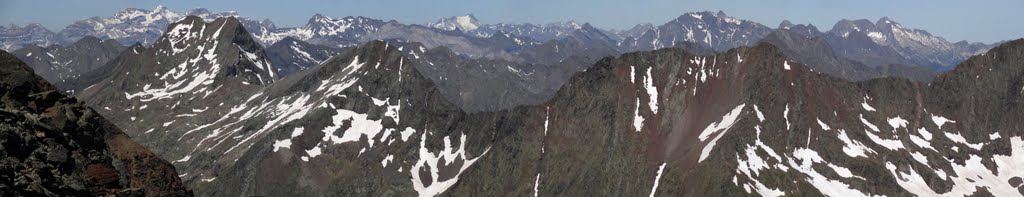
<box><xmin>11</xmin><ymin>36</ymin><xmax>127</xmax><ymax>94</ymax></box>
<box><xmin>265</xmin><ymin>37</ymin><xmax>346</xmax><ymax>77</ymax></box>
<box><xmin>423</xmin><ymin>23</ymin><xmax>620</xmax><ymax>112</ymax></box>
<box><xmin>403</xmin><ymin>42</ymin><xmax>563</xmax><ymax>112</ymax></box>
<box><xmin>761</xmin><ymin>28</ymin><xmax>880</xmax><ymax>81</ymax></box>
<box><xmin>0</xmin><ymin>50</ymin><xmax>190</xmax><ymax>196</ymax></box>
<box><xmin>760</xmin><ymin>29</ymin><xmax>936</xmax><ymax>82</ymax></box>
<box><xmin>607</xmin><ymin>23</ymin><xmax>656</xmax><ymax>41</ymax></box>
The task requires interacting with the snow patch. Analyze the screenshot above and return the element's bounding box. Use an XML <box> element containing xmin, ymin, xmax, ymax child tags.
<box><xmin>787</xmin><ymin>148</ymin><xmax>874</xmax><ymax>196</ymax></box>
<box><xmin>648</xmin><ymin>163</ymin><xmax>667</xmax><ymax>197</ymax></box>
<box><xmin>930</xmin><ymin>114</ymin><xmax>955</xmax><ymax>128</ymax></box>
<box><xmin>837</xmin><ymin>129</ymin><xmax>874</xmax><ymax>158</ymax></box>
<box><xmin>410</xmin><ymin>133</ymin><xmax>489</xmax><ymax>197</ymax></box>
<box><xmin>816</xmin><ymin>118</ymin><xmax>831</xmax><ymax>130</ymax></box>
<box><xmin>698</xmin><ymin>104</ymin><xmax>746</xmax><ymax>162</ymax></box>
<box><xmin>944</xmin><ymin>132</ymin><xmax>984</xmax><ymax>150</ymax></box>
<box><xmin>534</xmin><ymin>173</ymin><xmax>541</xmax><ymax>197</ymax></box>
<box><xmin>272</xmin><ymin>127</ymin><xmax>304</xmax><ymax>152</ymax></box>
<box><xmin>381</xmin><ymin>154</ymin><xmax>394</xmax><ymax>168</ymax></box>
<box><xmin>633</xmin><ymin>98</ymin><xmax>644</xmax><ymax>132</ymax></box>
<box><xmin>753</xmin><ymin>105</ymin><xmax>765</xmax><ymax>122</ymax></box>
<box><xmin>864</xmin><ymin>130</ymin><xmax>904</xmax><ymax>150</ymax></box>
<box><xmin>886</xmin><ymin>116</ymin><xmax>908</xmax><ymax>131</ymax></box>
<box><xmin>643</xmin><ymin>67</ymin><xmax>659</xmax><ymax>114</ymax></box>
<box><xmin>861</xmin><ymin>101</ymin><xmax>876</xmax><ymax>111</ymax></box>
<box><xmin>886</xmin><ymin>137</ymin><xmax>1024</xmax><ymax>196</ymax></box>
<box><xmin>859</xmin><ymin>114</ymin><xmax>879</xmax><ymax>132</ymax></box>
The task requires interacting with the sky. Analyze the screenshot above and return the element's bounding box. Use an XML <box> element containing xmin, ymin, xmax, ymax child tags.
<box><xmin>2</xmin><ymin>0</ymin><xmax>1022</xmax><ymax>43</ymax></box>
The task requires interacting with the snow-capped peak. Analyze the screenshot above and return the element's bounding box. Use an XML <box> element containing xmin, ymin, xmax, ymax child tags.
<box><xmin>428</xmin><ymin>14</ymin><xmax>480</xmax><ymax>31</ymax></box>
<box><xmin>454</xmin><ymin>15</ymin><xmax>479</xmax><ymax>30</ymax></box>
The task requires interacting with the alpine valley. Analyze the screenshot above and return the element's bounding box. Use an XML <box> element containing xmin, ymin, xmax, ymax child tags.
<box><xmin>2</xmin><ymin>4</ymin><xmax>1023</xmax><ymax>197</ymax></box>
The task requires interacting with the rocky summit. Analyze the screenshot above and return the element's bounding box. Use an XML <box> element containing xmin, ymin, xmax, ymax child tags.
<box><xmin>0</xmin><ymin>50</ymin><xmax>190</xmax><ymax>196</ymax></box>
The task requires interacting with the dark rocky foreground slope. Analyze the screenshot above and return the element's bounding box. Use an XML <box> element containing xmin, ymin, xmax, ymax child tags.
<box><xmin>0</xmin><ymin>50</ymin><xmax>190</xmax><ymax>196</ymax></box>
<box><xmin>83</xmin><ymin>34</ymin><xmax>1024</xmax><ymax>196</ymax></box>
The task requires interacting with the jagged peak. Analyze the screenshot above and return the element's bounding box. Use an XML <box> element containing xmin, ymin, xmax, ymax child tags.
<box><xmin>311</xmin><ymin>13</ymin><xmax>329</xmax><ymax>20</ymax></box>
<box><xmin>779</xmin><ymin>20</ymin><xmax>794</xmax><ymax>29</ymax></box>
<box><xmin>579</xmin><ymin>22</ymin><xmax>596</xmax><ymax>30</ymax></box>
<box><xmin>306</xmin><ymin>13</ymin><xmax>335</xmax><ymax>27</ymax></box>
<box><xmin>876</xmin><ymin>16</ymin><xmax>895</xmax><ymax>25</ymax></box>
<box><xmin>680</xmin><ymin>11</ymin><xmax>716</xmax><ymax>20</ymax></box>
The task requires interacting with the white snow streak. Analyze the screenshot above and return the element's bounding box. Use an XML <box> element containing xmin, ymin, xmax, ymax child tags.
<box><xmin>648</xmin><ymin>163</ymin><xmax>666</xmax><ymax>197</ymax></box>
<box><xmin>698</xmin><ymin>104</ymin><xmax>746</xmax><ymax>162</ymax></box>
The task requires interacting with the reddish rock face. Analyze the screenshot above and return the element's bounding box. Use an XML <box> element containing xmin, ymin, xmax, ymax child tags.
<box><xmin>85</xmin><ymin>164</ymin><xmax>119</xmax><ymax>187</ymax></box>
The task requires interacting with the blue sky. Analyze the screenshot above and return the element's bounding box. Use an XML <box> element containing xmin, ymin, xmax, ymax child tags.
<box><xmin>2</xmin><ymin>0</ymin><xmax>1021</xmax><ymax>43</ymax></box>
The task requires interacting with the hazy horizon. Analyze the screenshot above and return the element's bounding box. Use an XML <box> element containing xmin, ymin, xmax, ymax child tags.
<box><xmin>2</xmin><ymin>0</ymin><xmax>1021</xmax><ymax>43</ymax></box>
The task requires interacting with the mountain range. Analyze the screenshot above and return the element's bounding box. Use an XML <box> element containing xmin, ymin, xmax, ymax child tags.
<box><xmin>2</xmin><ymin>6</ymin><xmax>1023</xmax><ymax>196</ymax></box>
<box><xmin>2</xmin><ymin>7</ymin><xmax>998</xmax><ymax>72</ymax></box>
<box><xmin>66</xmin><ymin>15</ymin><xmax>1024</xmax><ymax>194</ymax></box>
